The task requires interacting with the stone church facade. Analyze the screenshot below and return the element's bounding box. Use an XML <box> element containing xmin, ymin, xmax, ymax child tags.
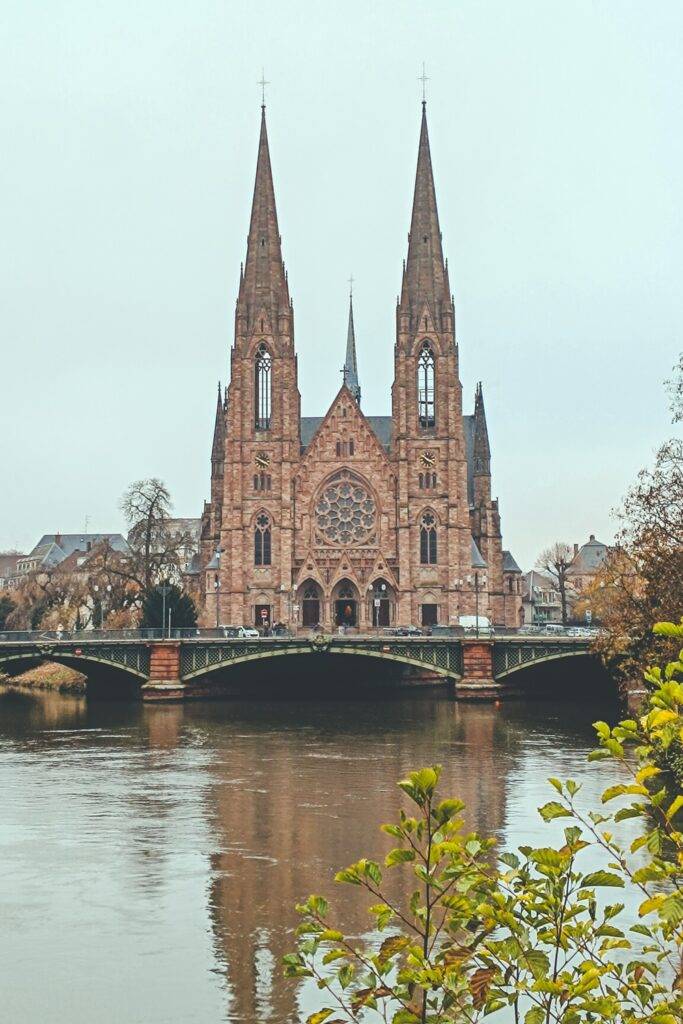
<box><xmin>194</xmin><ymin>102</ymin><xmax>522</xmax><ymax>631</ymax></box>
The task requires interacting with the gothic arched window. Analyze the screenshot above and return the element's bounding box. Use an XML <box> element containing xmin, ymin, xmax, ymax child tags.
<box><xmin>418</xmin><ymin>343</ymin><xmax>435</xmax><ymax>428</ymax></box>
<box><xmin>419</xmin><ymin>511</ymin><xmax>437</xmax><ymax>565</ymax></box>
<box><xmin>254</xmin><ymin>512</ymin><xmax>271</xmax><ymax>566</ymax></box>
<box><xmin>254</xmin><ymin>343</ymin><xmax>272</xmax><ymax>431</ymax></box>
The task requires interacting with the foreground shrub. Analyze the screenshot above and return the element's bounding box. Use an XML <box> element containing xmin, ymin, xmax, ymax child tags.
<box><xmin>286</xmin><ymin>625</ymin><xmax>683</xmax><ymax>1023</ymax></box>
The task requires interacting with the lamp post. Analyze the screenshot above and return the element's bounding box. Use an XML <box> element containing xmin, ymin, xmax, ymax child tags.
<box><xmin>92</xmin><ymin>583</ymin><xmax>112</xmax><ymax>631</ymax></box>
<box><xmin>466</xmin><ymin>573</ymin><xmax>487</xmax><ymax>637</ymax></box>
<box><xmin>214</xmin><ymin>549</ymin><xmax>222</xmax><ymax>630</ymax></box>
<box><xmin>159</xmin><ymin>582</ymin><xmax>171</xmax><ymax>640</ymax></box>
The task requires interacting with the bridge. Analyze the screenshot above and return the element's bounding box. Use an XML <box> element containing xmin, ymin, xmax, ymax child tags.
<box><xmin>0</xmin><ymin>631</ymin><xmax>596</xmax><ymax>700</ymax></box>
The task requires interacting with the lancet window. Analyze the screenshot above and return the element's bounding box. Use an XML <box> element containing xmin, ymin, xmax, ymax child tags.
<box><xmin>418</xmin><ymin>343</ymin><xmax>435</xmax><ymax>428</ymax></box>
<box><xmin>254</xmin><ymin>512</ymin><xmax>272</xmax><ymax>566</ymax></box>
<box><xmin>254</xmin><ymin>343</ymin><xmax>272</xmax><ymax>431</ymax></box>
<box><xmin>419</xmin><ymin>511</ymin><xmax>438</xmax><ymax>565</ymax></box>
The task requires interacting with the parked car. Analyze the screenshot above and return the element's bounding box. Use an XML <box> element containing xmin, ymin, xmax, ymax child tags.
<box><xmin>381</xmin><ymin>625</ymin><xmax>424</xmax><ymax>637</ymax></box>
<box><xmin>220</xmin><ymin>625</ymin><xmax>260</xmax><ymax>639</ymax></box>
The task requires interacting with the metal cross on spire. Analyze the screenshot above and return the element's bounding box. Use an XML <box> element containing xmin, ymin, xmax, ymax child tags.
<box><xmin>348</xmin><ymin>273</ymin><xmax>354</xmax><ymax>298</ymax></box>
<box><xmin>418</xmin><ymin>62</ymin><xmax>429</xmax><ymax>105</ymax></box>
<box><xmin>258</xmin><ymin>68</ymin><xmax>270</xmax><ymax>107</ymax></box>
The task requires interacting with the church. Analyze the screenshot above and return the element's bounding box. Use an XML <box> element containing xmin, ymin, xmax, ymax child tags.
<box><xmin>194</xmin><ymin>100</ymin><xmax>523</xmax><ymax>631</ymax></box>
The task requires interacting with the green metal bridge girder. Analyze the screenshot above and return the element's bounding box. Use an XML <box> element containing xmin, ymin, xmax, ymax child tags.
<box><xmin>492</xmin><ymin>639</ymin><xmax>591</xmax><ymax>680</ymax></box>
<box><xmin>179</xmin><ymin>637</ymin><xmax>465</xmax><ymax>681</ymax></box>
<box><xmin>0</xmin><ymin>641</ymin><xmax>150</xmax><ymax>679</ymax></box>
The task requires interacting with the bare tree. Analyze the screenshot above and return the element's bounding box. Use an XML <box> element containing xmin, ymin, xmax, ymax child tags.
<box><xmin>666</xmin><ymin>352</ymin><xmax>683</xmax><ymax>423</ymax></box>
<box><xmin>95</xmin><ymin>478</ymin><xmax>192</xmax><ymax>596</ymax></box>
<box><xmin>535</xmin><ymin>542</ymin><xmax>575</xmax><ymax>625</ymax></box>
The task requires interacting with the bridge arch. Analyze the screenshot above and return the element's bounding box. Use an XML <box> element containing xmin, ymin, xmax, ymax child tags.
<box><xmin>0</xmin><ymin>644</ymin><xmax>148</xmax><ymax>694</ymax></box>
<box><xmin>180</xmin><ymin>639</ymin><xmax>462</xmax><ymax>684</ymax></box>
<box><xmin>493</xmin><ymin>646</ymin><xmax>594</xmax><ymax>682</ymax></box>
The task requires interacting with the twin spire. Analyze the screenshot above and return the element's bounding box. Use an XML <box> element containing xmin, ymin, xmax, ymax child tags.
<box><xmin>238</xmin><ymin>99</ymin><xmax>450</xmax><ymax>389</ymax></box>
<box><xmin>237</xmin><ymin>106</ymin><xmax>290</xmax><ymax>325</ymax></box>
<box><xmin>400</xmin><ymin>102</ymin><xmax>451</xmax><ymax>315</ymax></box>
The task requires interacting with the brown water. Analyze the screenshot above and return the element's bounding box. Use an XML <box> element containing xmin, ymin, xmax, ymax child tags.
<box><xmin>0</xmin><ymin>681</ymin><xmax>635</xmax><ymax>1023</ymax></box>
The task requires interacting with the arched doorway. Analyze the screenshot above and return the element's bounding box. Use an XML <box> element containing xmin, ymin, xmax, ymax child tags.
<box><xmin>332</xmin><ymin>579</ymin><xmax>359</xmax><ymax>628</ymax></box>
<box><xmin>299</xmin><ymin>581</ymin><xmax>323</xmax><ymax>628</ymax></box>
<box><xmin>368</xmin><ymin>578</ymin><xmax>395</xmax><ymax>628</ymax></box>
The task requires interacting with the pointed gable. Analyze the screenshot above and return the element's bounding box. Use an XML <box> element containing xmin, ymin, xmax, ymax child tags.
<box><xmin>299</xmin><ymin>385</ymin><xmax>392</xmax><ymax>471</ymax></box>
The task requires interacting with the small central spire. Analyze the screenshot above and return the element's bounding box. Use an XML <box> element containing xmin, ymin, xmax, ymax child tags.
<box><xmin>343</xmin><ymin>284</ymin><xmax>361</xmax><ymax>404</ymax></box>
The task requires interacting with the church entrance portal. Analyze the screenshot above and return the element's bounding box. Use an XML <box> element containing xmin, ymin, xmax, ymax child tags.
<box><xmin>333</xmin><ymin>581</ymin><xmax>359</xmax><ymax>628</ymax></box>
<box><xmin>301</xmin><ymin>584</ymin><xmax>321</xmax><ymax>628</ymax></box>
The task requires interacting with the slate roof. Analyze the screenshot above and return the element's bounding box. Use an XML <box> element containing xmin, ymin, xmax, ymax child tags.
<box><xmin>568</xmin><ymin>535</ymin><xmax>608</xmax><ymax>575</ymax></box>
<box><xmin>502</xmin><ymin>550</ymin><xmax>522</xmax><ymax>573</ymax></box>
<box><xmin>23</xmin><ymin>534</ymin><xmax>128</xmax><ymax>572</ymax></box>
<box><xmin>471</xmin><ymin>538</ymin><xmax>487</xmax><ymax>568</ymax></box>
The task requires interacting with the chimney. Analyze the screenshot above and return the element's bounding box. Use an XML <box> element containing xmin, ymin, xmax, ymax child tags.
<box><xmin>573</xmin><ymin>543</ymin><xmax>579</xmax><ymax>557</ymax></box>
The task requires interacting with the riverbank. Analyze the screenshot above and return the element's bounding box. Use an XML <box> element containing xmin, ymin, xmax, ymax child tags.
<box><xmin>0</xmin><ymin>661</ymin><xmax>86</xmax><ymax>694</ymax></box>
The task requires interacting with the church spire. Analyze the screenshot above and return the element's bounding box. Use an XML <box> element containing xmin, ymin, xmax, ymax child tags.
<box><xmin>238</xmin><ymin>105</ymin><xmax>289</xmax><ymax>325</ymax></box>
<box><xmin>343</xmin><ymin>286</ymin><xmax>361</xmax><ymax>404</ymax></box>
<box><xmin>401</xmin><ymin>103</ymin><xmax>449</xmax><ymax>314</ymax></box>
<box><xmin>473</xmin><ymin>381</ymin><xmax>491</xmax><ymax>477</ymax></box>
<box><xmin>211</xmin><ymin>381</ymin><xmax>225</xmax><ymax>473</ymax></box>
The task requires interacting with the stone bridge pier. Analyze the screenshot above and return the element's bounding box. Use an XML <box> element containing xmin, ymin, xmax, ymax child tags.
<box><xmin>457</xmin><ymin>640</ymin><xmax>501</xmax><ymax>699</ymax></box>
<box><xmin>141</xmin><ymin>642</ymin><xmax>185</xmax><ymax>702</ymax></box>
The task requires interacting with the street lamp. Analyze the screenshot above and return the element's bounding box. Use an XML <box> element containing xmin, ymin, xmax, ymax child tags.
<box><xmin>92</xmin><ymin>583</ymin><xmax>112</xmax><ymax>631</ymax></box>
<box><xmin>159</xmin><ymin>582</ymin><xmax>171</xmax><ymax>639</ymax></box>
<box><xmin>214</xmin><ymin>549</ymin><xmax>222</xmax><ymax>629</ymax></box>
<box><xmin>466</xmin><ymin>572</ymin><xmax>487</xmax><ymax>637</ymax></box>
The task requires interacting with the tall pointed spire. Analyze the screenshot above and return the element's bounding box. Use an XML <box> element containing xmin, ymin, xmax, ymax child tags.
<box><xmin>212</xmin><ymin>381</ymin><xmax>224</xmax><ymax>451</ymax></box>
<box><xmin>211</xmin><ymin>381</ymin><xmax>225</xmax><ymax>471</ymax></box>
<box><xmin>473</xmin><ymin>382</ymin><xmax>491</xmax><ymax>477</ymax></box>
<box><xmin>238</xmin><ymin>105</ymin><xmax>289</xmax><ymax>325</ymax></box>
<box><xmin>402</xmin><ymin>103</ymin><xmax>449</xmax><ymax>314</ymax></box>
<box><xmin>343</xmin><ymin>286</ymin><xmax>361</xmax><ymax>404</ymax></box>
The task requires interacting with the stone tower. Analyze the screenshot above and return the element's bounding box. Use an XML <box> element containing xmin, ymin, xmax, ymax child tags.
<box><xmin>391</xmin><ymin>102</ymin><xmax>481</xmax><ymax>626</ymax></box>
<box><xmin>201</xmin><ymin>105</ymin><xmax>301</xmax><ymax>627</ymax></box>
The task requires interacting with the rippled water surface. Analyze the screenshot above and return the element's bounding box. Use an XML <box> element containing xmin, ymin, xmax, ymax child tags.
<box><xmin>0</xmin><ymin>681</ymin><xmax>632</xmax><ymax>1023</ymax></box>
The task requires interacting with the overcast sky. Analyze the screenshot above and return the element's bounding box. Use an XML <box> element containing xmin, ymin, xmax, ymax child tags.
<box><xmin>1</xmin><ymin>0</ymin><xmax>681</xmax><ymax>568</ymax></box>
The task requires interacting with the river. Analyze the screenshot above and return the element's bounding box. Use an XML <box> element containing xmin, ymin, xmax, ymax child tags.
<box><xmin>0</xmin><ymin>678</ymin><xmax>638</xmax><ymax>1023</ymax></box>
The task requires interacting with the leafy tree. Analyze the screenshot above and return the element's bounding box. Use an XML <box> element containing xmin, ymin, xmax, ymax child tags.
<box><xmin>535</xmin><ymin>542</ymin><xmax>575</xmax><ymax>625</ymax></box>
<box><xmin>0</xmin><ymin>594</ymin><xmax>15</xmax><ymax>629</ymax></box>
<box><xmin>140</xmin><ymin>583</ymin><xmax>197</xmax><ymax>630</ymax></box>
<box><xmin>286</xmin><ymin>628</ymin><xmax>683</xmax><ymax>1023</ymax></box>
<box><xmin>591</xmin><ymin>354</ymin><xmax>683</xmax><ymax>686</ymax></box>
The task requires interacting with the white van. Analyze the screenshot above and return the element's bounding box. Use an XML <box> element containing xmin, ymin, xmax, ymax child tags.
<box><xmin>458</xmin><ymin>615</ymin><xmax>494</xmax><ymax>636</ymax></box>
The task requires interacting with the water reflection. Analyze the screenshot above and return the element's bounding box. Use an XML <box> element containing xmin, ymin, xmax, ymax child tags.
<box><xmin>0</xmin><ymin>682</ymin><xmax>625</xmax><ymax>1024</ymax></box>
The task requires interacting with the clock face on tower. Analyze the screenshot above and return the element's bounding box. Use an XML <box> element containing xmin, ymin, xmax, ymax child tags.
<box><xmin>420</xmin><ymin>450</ymin><xmax>436</xmax><ymax>468</ymax></box>
<box><xmin>255</xmin><ymin>451</ymin><xmax>271</xmax><ymax>469</ymax></box>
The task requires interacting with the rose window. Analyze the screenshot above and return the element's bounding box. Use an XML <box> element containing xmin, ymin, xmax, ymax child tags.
<box><xmin>315</xmin><ymin>472</ymin><xmax>376</xmax><ymax>546</ymax></box>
